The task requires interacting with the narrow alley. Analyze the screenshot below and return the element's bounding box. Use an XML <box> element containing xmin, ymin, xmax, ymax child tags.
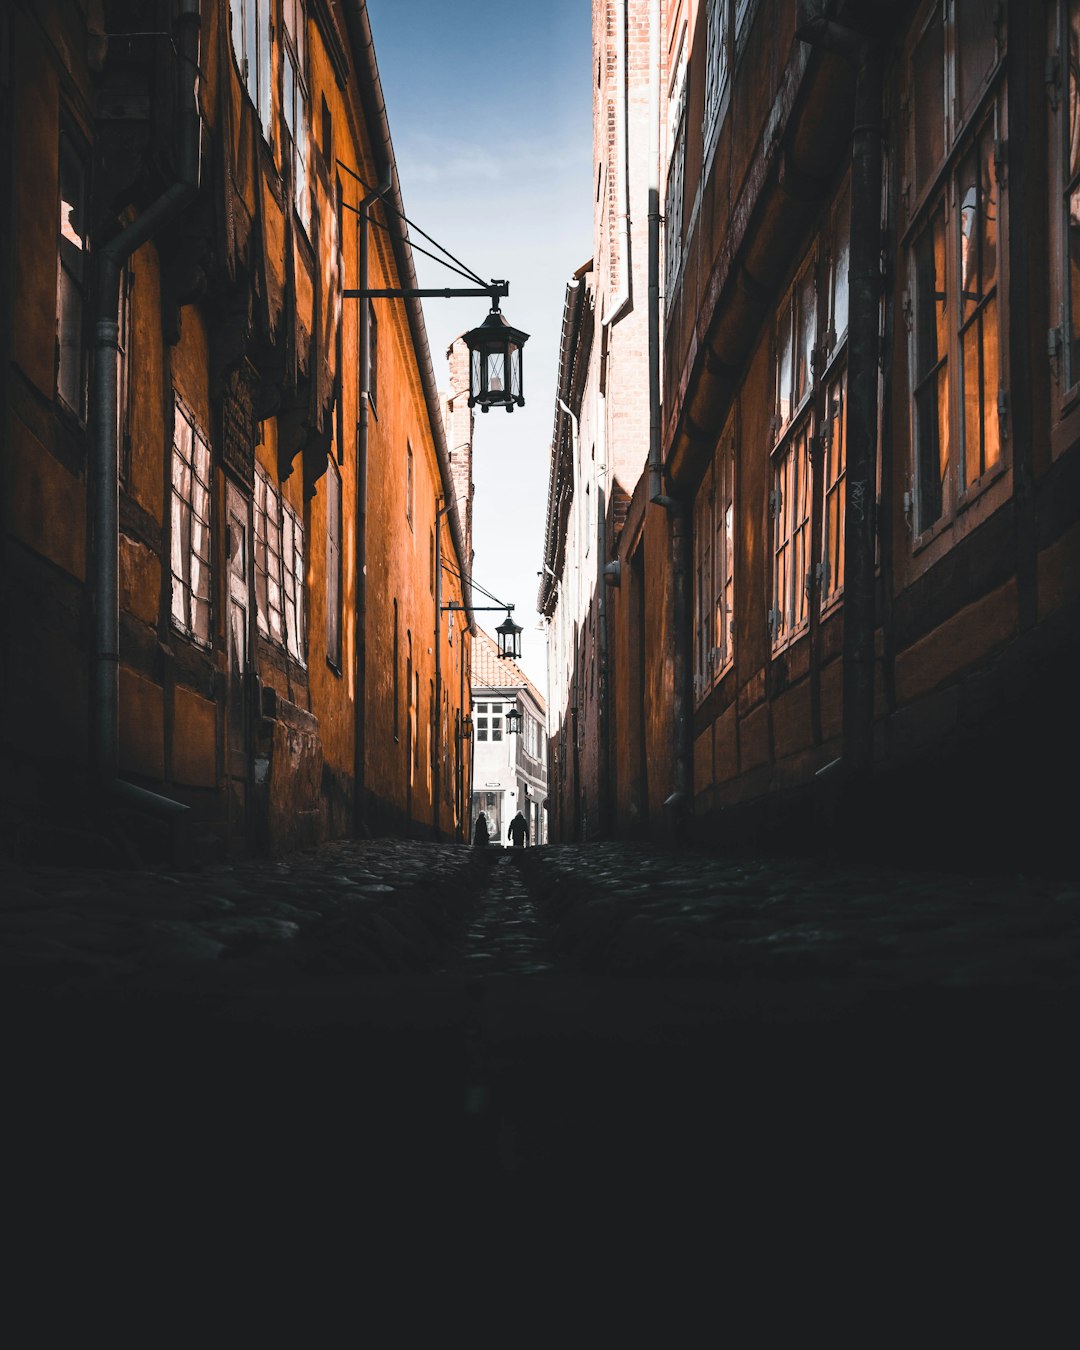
<box><xmin>3</xmin><ymin>838</ymin><xmax>1077</xmax><ymax>1271</ymax></box>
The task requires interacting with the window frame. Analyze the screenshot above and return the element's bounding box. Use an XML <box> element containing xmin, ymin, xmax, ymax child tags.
<box><xmin>664</xmin><ymin>29</ymin><xmax>688</xmax><ymax>295</ymax></box>
<box><xmin>56</xmin><ymin>113</ymin><xmax>90</xmax><ymax>421</ymax></box>
<box><xmin>325</xmin><ymin>460</ymin><xmax>342</xmax><ymax>671</ymax></box>
<box><xmin>229</xmin><ymin>0</ymin><xmax>273</xmax><ymax>144</ymax></box>
<box><xmin>903</xmin><ymin>0</ymin><xmax>1009</xmax><ymax>549</ymax></box>
<box><xmin>1050</xmin><ymin>0</ymin><xmax>1080</xmax><ymax>421</ymax></box>
<box><xmin>255</xmin><ymin>464</ymin><xmax>306</xmax><ymax>667</ymax></box>
<box><xmin>770</xmin><ymin>255</ymin><xmax>817</xmax><ymax>652</ymax></box>
<box><xmin>281</xmin><ymin>0</ymin><xmax>311</xmax><ymax>233</ymax></box>
<box><xmin>170</xmin><ymin>396</ymin><xmax>214</xmax><ymax>649</ymax></box>
<box><xmin>692</xmin><ymin>419</ymin><xmax>736</xmax><ymax>706</ymax></box>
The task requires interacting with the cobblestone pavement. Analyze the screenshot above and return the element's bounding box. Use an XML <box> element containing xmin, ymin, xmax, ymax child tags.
<box><xmin>2</xmin><ymin>837</ymin><xmax>1076</xmax><ymax>1298</ymax></box>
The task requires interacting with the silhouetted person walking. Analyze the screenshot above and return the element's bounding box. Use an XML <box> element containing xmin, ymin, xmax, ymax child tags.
<box><xmin>473</xmin><ymin>813</ymin><xmax>490</xmax><ymax>847</ymax></box>
<box><xmin>508</xmin><ymin>809</ymin><xmax>529</xmax><ymax>848</ymax></box>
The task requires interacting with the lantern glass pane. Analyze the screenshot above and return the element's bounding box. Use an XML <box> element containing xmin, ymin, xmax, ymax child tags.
<box><xmin>471</xmin><ymin>348</ymin><xmax>482</xmax><ymax>399</ymax></box>
<box><xmin>486</xmin><ymin>351</ymin><xmax>504</xmax><ymax>394</ymax></box>
<box><xmin>510</xmin><ymin>347</ymin><xmax>522</xmax><ymax>399</ymax></box>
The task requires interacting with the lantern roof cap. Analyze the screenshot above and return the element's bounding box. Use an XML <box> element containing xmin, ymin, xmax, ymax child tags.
<box><xmin>465</xmin><ymin>306</ymin><xmax>530</xmax><ymax>347</ymax></box>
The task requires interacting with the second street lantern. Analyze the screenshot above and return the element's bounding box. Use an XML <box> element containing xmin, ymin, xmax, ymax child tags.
<box><xmin>466</xmin><ymin>305</ymin><xmax>529</xmax><ymax>412</ymax></box>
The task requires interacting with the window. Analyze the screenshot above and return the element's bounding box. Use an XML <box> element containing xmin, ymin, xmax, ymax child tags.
<box><xmin>393</xmin><ymin>600</ymin><xmax>400</xmax><ymax>741</ymax></box>
<box><xmin>906</xmin><ymin>0</ymin><xmax>1005</xmax><ymax>536</ymax></box>
<box><xmin>57</xmin><ymin>116</ymin><xmax>89</xmax><ymax>418</ymax></box>
<box><xmin>368</xmin><ymin>302</ymin><xmax>378</xmax><ymax>411</ymax></box>
<box><xmin>703</xmin><ymin>1</ymin><xmax>754</xmax><ymax>162</ymax></box>
<box><xmin>326</xmin><ymin>461</ymin><xmax>342</xmax><ymax>668</ymax></box>
<box><xmin>693</xmin><ymin>423</ymin><xmax>735</xmax><ymax>702</ymax></box>
<box><xmin>1051</xmin><ymin>1</ymin><xmax>1080</xmax><ymax>404</ymax></box>
<box><xmin>430</xmin><ymin>528</ymin><xmax>436</xmax><ymax>597</ymax></box>
<box><xmin>820</xmin><ymin>178</ymin><xmax>851</xmax><ymax>610</ymax></box>
<box><xmin>282</xmin><ymin>0</ymin><xmax>310</xmax><ymax>231</ymax></box>
<box><xmin>406</xmin><ymin>440</ymin><xmax>414</xmax><ymax>527</ymax></box>
<box><xmin>769</xmin><ymin>177</ymin><xmax>853</xmax><ymax>648</ymax></box>
<box><xmin>770</xmin><ymin>260</ymin><xmax>816</xmax><ymax>649</ymax></box>
<box><xmin>229</xmin><ymin>0</ymin><xmax>272</xmax><ymax>141</ymax></box>
<box><xmin>117</xmin><ymin>264</ymin><xmax>133</xmax><ymax>484</ymax></box>
<box><xmin>475</xmin><ymin>702</ymin><xmax>504</xmax><ymax>743</ymax></box>
<box><xmin>255</xmin><ymin>465</ymin><xmax>306</xmax><ymax>664</ymax></box>
<box><xmin>170</xmin><ymin>398</ymin><xmax>213</xmax><ymax>647</ymax></box>
<box><xmin>664</xmin><ymin>31</ymin><xmax>688</xmax><ymax>292</ymax></box>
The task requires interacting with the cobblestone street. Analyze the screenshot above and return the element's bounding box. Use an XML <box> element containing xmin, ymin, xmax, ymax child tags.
<box><xmin>3</xmin><ymin>838</ymin><xmax>1077</xmax><ymax>1302</ymax></box>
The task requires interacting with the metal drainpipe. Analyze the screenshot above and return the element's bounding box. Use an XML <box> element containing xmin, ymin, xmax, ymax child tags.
<box><xmin>89</xmin><ymin>0</ymin><xmax>201</xmax><ymax>828</ymax></box>
<box><xmin>353</xmin><ymin>170</ymin><xmax>391</xmax><ymax>837</ymax></box>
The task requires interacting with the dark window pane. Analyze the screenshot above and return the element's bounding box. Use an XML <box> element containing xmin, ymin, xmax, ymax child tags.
<box><xmin>956</xmin><ymin>0</ymin><xmax>997</xmax><ymax>116</ymax></box>
<box><xmin>913</xmin><ymin>10</ymin><xmax>945</xmax><ymax>192</ymax></box>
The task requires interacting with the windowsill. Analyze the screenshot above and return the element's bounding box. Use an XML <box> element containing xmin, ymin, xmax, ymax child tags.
<box><xmin>1050</xmin><ymin>388</ymin><xmax>1080</xmax><ymax>460</ymax></box>
<box><xmin>170</xmin><ymin>620</ymin><xmax>213</xmax><ymax>654</ymax></box>
<box><xmin>956</xmin><ymin>457</ymin><xmax>1008</xmax><ymax>514</ymax></box>
<box><xmin>770</xmin><ymin>623</ymin><xmax>809</xmax><ymax>661</ymax></box>
<box><xmin>326</xmin><ymin>655</ymin><xmax>342</xmax><ymax>679</ymax></box>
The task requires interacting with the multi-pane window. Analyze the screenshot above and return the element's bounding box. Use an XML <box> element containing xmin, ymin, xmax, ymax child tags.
<box><xmin>907</xmin><ymin>0</ymin><xmax>1005</xmax><ymax>535</ymax></box>
<box><xmin>703</xmin><ymin>0</ymin><xmax>753</xmax><ymax>157</ymax></box>
<box><xmin>475</xmin><ymin>702</ymin><xmax>503</xmax><ymax>742</ymax></box>
<box><xmin>406</xmin><ymin>440</ymin><xmax>414</xmax><ymax>527</ymax></box>
<box><xmin>326</xmin><ymin>461</ymin><xmax>342</xmax><ymax>669</ymax></box>
<box><xmin>282</xmin><ymin>0</ymin><xmax>310</xmax><ymax>231</ymax></box>
<box><xmin>57</xmin><ymin>117</ymin><xmax>89</xmax><ymax>418</ymax></box>
<box><xmin>693</xmin><ymin>427</ymin><xmax>735</xmax><ymax>702</ymax></box>
<box><xmin>229</xmin><ymin>0</ymin><xmax>272</xmax><ymax>141</ymax></box>
<box><xmin>368</xmin><ymin>302</ymin><xmax>378</xmax><ymax>410</ymax></box>
<box><xmin>115</xmin><ymin>265</ymin><xmax>134</xmax><ymax>484</ymax></box>
<box><xmin>770</xmin><ymin>260</ymin><xmax>816</xmax><ymax>649</ymax></box>
<box><xmin>820</xmin><ymin>178</ymin><xmax>850</xmax><ymax>610</ymax></box>
<box><xmin>1051</xmin><ymin>1</ymin><xmax>1080</xmax><ymax>405</ymax></box>
<box><xmin>170</xmin><ymin>399</ymin><xmax>213</xmax><ymax>647</ymax></box>
<box><xmin>255</xmin><ymin>466</ymin><xmax>305</xmax><ymax>665</ymax></box>
<box><xmin>769</xmin><ymin>175</ymin><xmax>853</xmax><ymax>646</ymax></box>
<box><xmin>665</xmin><ymin>31</ymin><xmax>687</xmax><ymax>292</ymax></box>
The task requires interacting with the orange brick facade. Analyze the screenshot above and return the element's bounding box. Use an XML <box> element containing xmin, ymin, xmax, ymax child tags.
<box><xmin>543</xmin><ymin>0</ymin><xmax>1080</xmax><ymax>869</ymax></box>
<box><xmin>1</xmin><ymin>0</ymin><xmax>473</xmax><ymax>858</ymax></box>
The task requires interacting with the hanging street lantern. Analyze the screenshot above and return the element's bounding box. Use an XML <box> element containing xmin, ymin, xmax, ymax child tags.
<box><xmin>465</xmin><ymin>305</ymin><xmax>529</xmax><ymax>413</ymax></box>
<box><xmin>462</xmin><ymin>713</ymin><xmax>473</xmax><ymax>740</ymax></box>
<box><xmin>496</xmin><ymin>609</ymin><xmax>523</xmax><ymax>660</ymax></box>
<box><xmin>506</xmin><ymin>707</ymin><xmax>522</xmax><ymax>736</ymax></box>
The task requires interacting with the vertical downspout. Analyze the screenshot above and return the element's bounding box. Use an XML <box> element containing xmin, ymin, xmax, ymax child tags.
<box><xmin>90</xmin><ymin>0</ymin><xmax>201</xmax><ymax>822</ymax></box>
<box><xmin>841</xmin><ymin>43</ymin><xmax>884</xmax><ymax>795</ymax></box>
<box><xmin>352</xmin><ymin>171</ymin><xmax>391</xmax><ymax>836</ymax></box>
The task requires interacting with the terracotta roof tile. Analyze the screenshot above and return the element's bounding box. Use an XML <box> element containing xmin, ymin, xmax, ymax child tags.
<box><xmin>471</xmin><ymin>627</ymin><xmax>546</xmax><ymax>713</ymax></box>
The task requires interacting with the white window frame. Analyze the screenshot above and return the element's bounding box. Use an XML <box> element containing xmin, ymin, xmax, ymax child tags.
<box><xmin>282</xmin><ymin>0</ymin><xmax>310</xmax><ymax>232</ymax></box>
<box><xmin>229</xmin><ymin>0</ymin><xmax>273</xmax><ymax>143</ymax></box>
<box><xmin>170</xmin><ymin>397</ymin><xmax>214</xmax><ymax>648</ymax></box>
<box><xmin>665</xmin><ymin>29</ymin><xmax>688</xmax><ymax>294</ymax></box>
<box><xmin>56</xmin><ymin>114</ymin><xmax>89</xmax><ymax>420</ymax></box>
<box><xmin>770</xmin><ymin>257</ymin><xmax>817</xmax><ymax>652</ymax></box>
<box><xmin>255</xmin><ymin>465</ymin><xmax>306</xmax><ymax>666</ymax></box>
<box><xmin>693</xmin><ymin>422</ymin><xmax>735</xmax><ymax>705</ymax></box>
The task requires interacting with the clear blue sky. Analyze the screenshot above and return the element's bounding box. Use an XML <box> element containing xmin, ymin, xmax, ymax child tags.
<box><xmin>367</xmin><ymin>0</ymin><xmax>594</xmax><ymax>696</ymax></box>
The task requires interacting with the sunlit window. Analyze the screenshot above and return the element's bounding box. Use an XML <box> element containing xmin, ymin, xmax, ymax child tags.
<box><xmin>906</xmin><ymin>0</ymin><xmax>1005</xmax><ymax>535</ymax></box>
<box><xmin>57</xmin><ymin>117</ymin><xmax>89</xmax><ymax>418</ymax></box>
<box><xmin>171</xmin><ymin>398</ymin><xmax>213</xmax><ymax>647</ymax></box>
